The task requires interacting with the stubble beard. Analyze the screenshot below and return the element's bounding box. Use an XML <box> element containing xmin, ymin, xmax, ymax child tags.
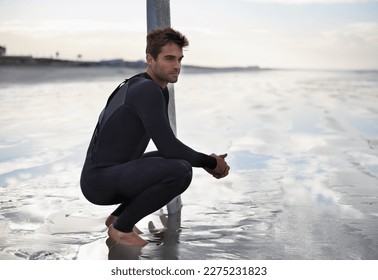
<box><xmin>154</xmin><ymin>67</ymin><xmax>179</xmax><ymax>85</ymax></box>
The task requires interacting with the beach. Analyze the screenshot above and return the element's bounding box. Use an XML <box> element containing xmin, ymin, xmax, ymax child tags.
<box><xmin>0</xmin><ymin>66</ymin><xmax>377</xmax><ymax>260</ymax></box>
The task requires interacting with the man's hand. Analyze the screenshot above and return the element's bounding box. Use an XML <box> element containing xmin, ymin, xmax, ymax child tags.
<box><xmin>204</xmin><ymin>153</ymin><xmax>230</xmax><ymax>179</ymax></box>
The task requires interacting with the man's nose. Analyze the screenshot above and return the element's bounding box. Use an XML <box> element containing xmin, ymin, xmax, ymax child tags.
<box><xmin>173</xmin><ymin>60</ymin><xmax>181</xmax><ymax>69</ymax></box>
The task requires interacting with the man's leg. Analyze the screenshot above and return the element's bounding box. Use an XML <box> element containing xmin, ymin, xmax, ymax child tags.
<box><xmin>102</xmin><ymin>157</ymin><xmax>192</xmax><ymax>246</ymax></box>
<box><xmin>105</xmin><ymin>212</ymin><xmax>143</xmax><ymax>234</ymax></box>
<box><xmin>105</xmin><ymin>151</ymin><xmax>162</xmax><ymax>231</ymax></box>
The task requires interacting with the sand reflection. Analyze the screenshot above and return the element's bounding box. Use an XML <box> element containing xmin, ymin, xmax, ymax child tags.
<box><xmin>1</xmin><ymin>68</ymin><xmax>377</xmax><ymax>259</ymax></box>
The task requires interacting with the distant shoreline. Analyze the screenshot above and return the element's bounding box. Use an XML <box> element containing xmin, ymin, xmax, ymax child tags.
<box><xmin>2</xmin><ymin>56</ymin><xmax>375</xmax><ymax>73</ymax></box>
<box><xmin>0</xmin><ymin>55</ymin><xmax>261</xmax><ymax>72</ymax></box>
<box><xmin>0</xmin><ymin>63</ymin><xmax>264</xmax><ymax>85</ymax></box>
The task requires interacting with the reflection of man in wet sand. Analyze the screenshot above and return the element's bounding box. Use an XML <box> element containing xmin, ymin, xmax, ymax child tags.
<box><xmin>80</xmin><ymin>28</ymin><xmax>230</xmax><ymax>247</ymax></box>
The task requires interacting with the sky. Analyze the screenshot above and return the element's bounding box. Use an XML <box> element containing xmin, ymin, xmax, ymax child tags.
<box><xmin>0</xmin><ymin>0</ymin><xmax>378</xmax><ymax>70</ymax></box>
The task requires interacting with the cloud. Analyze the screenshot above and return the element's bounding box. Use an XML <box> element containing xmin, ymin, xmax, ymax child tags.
<box><xmin>342</xmin><ymin>22</ymin><xmax>378</xmax><ymax>44</ymax></box>
<box><xmin>0</xmin><ymin>18</ymin><xmax>146</xmax><ymax>60</ymax></box>
<box><xmin>0</xmin><ymin>19</ymin><xmax>144</xmax><ymax>35</ymax></box>
<box><xmin>276</xmin><ymin>21</ymin><xmax>378</xmax><ymax>68</ymax></box>
<box><xmin>321</xmin><ymin>22</ymin><xmax>378</xmax><ymax>48</ymax></box>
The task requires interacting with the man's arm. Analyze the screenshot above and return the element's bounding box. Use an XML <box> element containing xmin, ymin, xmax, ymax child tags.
<box><xmin>132</xmin><ymin>81</ymin><xmax>217</xmax><ymax>169</ymax></box>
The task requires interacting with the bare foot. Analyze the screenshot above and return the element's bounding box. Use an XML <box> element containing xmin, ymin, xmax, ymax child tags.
<box><xmin>108</xmin><ymin>225</ymin><xmax>148</xmax><ymax>247</ymax></box>
<box><xmin>105</xmin><ymin>215</ymin><xmax>143</xmax><ymax>234</ymax></box>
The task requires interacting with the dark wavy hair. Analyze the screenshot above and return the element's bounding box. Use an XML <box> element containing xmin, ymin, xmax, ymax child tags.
<box><xmin>146</xmin><ymin>27</ymin><xmax>189</xmax><ymax>59</ymax></box>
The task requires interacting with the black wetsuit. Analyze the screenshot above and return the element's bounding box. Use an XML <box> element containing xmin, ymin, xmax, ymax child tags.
<box><xmin>80</xmin><ymin>73</ymin><xmax>216</xmax><ymax>232</ymax></box>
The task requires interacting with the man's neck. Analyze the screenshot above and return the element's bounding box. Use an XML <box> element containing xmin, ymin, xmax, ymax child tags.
<box><xmin>146</xmin><ymin>69</ymin><xmax>167</xmax><ymax>89</ymax></box>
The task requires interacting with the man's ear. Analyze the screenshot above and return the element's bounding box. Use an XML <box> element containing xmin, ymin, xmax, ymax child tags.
<box><xmin>146</xmin><ymin>54</ymin><xmax>154</xmax><ymax>66</ymax></box>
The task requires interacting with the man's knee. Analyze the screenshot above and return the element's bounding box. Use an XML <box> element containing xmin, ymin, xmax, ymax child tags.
<box><xmin>177</xmin><ymin>159</ymin><xmax>192</xmax><ymax>177</ymax></box>
<box><xmin>176</xmin><ymin>159</ymin><xmax>193</xmax><ymax>191</ymax></box>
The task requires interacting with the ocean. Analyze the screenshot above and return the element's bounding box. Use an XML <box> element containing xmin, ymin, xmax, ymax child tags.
<box><xmin>0</xmin><ymin>66</ymin><xmax>377</xmax><ymax>260</ymax></box>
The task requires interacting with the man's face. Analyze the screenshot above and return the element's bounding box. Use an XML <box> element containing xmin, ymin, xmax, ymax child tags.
<box><xmin>148</xmin><ymin>42</ymin><xmax>184</xmax><ymax>87</ymax></box>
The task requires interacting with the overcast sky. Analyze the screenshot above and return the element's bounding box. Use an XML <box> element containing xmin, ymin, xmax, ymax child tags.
<box><xmin>1</xmin><ymin>0</ymin><xmax>377</xmax><ymax>69</ymax></box>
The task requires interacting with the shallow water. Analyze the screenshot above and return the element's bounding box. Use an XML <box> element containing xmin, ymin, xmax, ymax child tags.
<box><xmin>0</xmin><ymin>66</ymin><xmax>377</xmax><ymax>259</ymax></box>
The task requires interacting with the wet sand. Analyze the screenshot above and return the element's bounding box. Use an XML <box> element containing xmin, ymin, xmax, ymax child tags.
<box><xmin>0</xmin><ymin>67</ymin><xmax>377</xmax><ymax>259</ymax></box>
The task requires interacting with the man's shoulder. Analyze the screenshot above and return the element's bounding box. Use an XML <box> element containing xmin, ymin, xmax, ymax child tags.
<box><xmin>129</xmin><ymin>73</ymin><xmax>157</xmax><ymax>89</ymax></box>
<box><xmin>126</xmin><ymin>73</ymin><xmax>163</xmax><ymax>103</ymax></box>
